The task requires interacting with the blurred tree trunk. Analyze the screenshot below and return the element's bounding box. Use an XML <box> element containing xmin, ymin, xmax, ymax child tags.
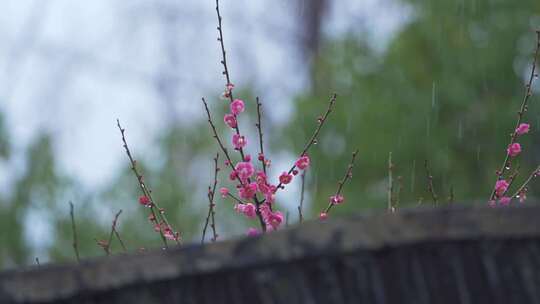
<box><xmin>297</xmin><ymin>0</ymin><xmax>329</xmax><ymax>86</ymax></box>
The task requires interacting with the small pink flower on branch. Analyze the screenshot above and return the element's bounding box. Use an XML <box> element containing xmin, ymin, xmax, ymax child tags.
<box><xmin>295</xmin><ymin>155</ymin><xmax>311</xmax><ymax>170</ymax></box>
<box><xmin>515</xmin><ymin>123</ymin><xmax>530</xmax><ymax>136</ymax></box>
<box><xmin>239</xmin><ymin>183</ymin><xmax>258</xmax><ymax>200</ymax></box>
<box><xmin>235</xmin><ymin>161</ymin><xmax>254</xmax><ymax>182</ymax></box>
<box><xmin>231</xmin><ymin>99</ymin><xmax>245</xmax><ymax>115</ymax></box>
<box><xmin>267</xmin><ymin>211</ymin><xmax>284</xmax><ymax>230</ymax></box>
<box><xmin>234</xmin><ymin>203</ymin><xmax>257</xmax><ymax>218</ymax></box>
<box><xmin>319</xmin><ymin>212</ymin><xmax>328</xmax><ymax>220</ymax></box>
<box><xmin>219</xmin><ymin>187</ymin><xmax>229</xmax><ymax>198</ymax></box>
<box><xmin>507</xmin><ymin>143</ymin><xmax>522</xmax><ymax>157</ymax></box>
<box><xmin>224</xmin><ymin>114</ymin><xmax>237</xmax><ymax>128</ymax></box>
<box><xmin>330</xmin><ymin>195</ymin><xmax>345</xmax><ymax>205</ymax></box>
<box><xmin>279</xmin><ymin>172</ymin><xmax>293</xmax><ymax>185</ymax></box>
<box><xmin>499</xmin><ymin>197</ymin><xmax>511</xmax><ymax>206</ymax></box>
<box><xmin>232</xmin><ymin>134</ymin><xmax>247</xmax><ymax>149</ymax></box>
<box><xmin>259</xmin><ymin>203</ymin><xmax>283</xmax><ymax>230</ymax></box>
<box><xmin>494</xmin><ymin>179</ymin><xmax>509</xmax><ymax>197</ymax></box>
<box><xmin>247</xmin><ymin>227</ymin><xmax>259</xmax><ymax>237</ymax></box>
<box><xmin>139</xmin><ymin>195</ymin><xmax>151</xmax><ymax>206</ymax></box>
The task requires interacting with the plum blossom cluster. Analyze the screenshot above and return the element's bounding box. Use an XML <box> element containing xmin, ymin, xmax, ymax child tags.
<box><xmin>489</xmin><ymin>31</ymin><xmax>540</xmax><ymax>206</ymax></box>
<box><xmin>216</xmin><ymin>91</ymin><xmax>312</xmax><ymax>233</ymax></box>
<box><xmin>203</xmin><ymin>84</ymin><xmax>353</xmax><ymax>235</ymax></box>
<box><xmin>199</xmin><ymin>0</ymin><xmax>358</xmax><ymax>236</ymax></box>
<box><xmin>490</xmin><ymin>123</ymin><xmax>534</xmax><ymax>206</ymax></box>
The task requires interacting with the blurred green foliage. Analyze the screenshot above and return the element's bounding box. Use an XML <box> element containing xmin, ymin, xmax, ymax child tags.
<box><xmin>1</xmin><ymin>0</ymin><xmax>540</xmax><ymax>269</ymax></box>
<box><xmin>289</xmin><ymin>0</ymin><xmax>540</xmax><ymax>217</ymax></box>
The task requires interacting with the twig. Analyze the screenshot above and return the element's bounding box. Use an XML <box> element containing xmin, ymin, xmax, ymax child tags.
<box><xmin>511</xmin><ymin>165</ymin><xmax>540</xmax><ymax>198</ymax></box>
<box><xmin>323</xmin><ymin>150</ymin><xmax>359</xmax><ymax>214</ymax></box>
<box><xmin>95</xmin><ymin>239</ymin><xmax>108</xmax><ymax>255</ymax></box>
<box><xmin>114</xmin><ymin>229</ymin><xmax>127</xmax><ymax>253</ymax></box>
<box><xmin>387</xmin><ymin>152</ymin><xmax>394</xmax><ymax>212</ymax></box>
<box><xmin>117</xmin><ymin>119</ymin><xmax>180</xmax><ymax>246</ymax></box>
<box><xmin>69</xmin><ymin>202</ymin><xmax>80</xmax><ymax>263</ymax></box>
<box><xmin>395</xmin><ymin>176</ymin><xmax>403</xmax><ymax>211</ymax></box>
<box><xmin>35</xmin><ymin>257</ymin><xmax>40</xmax><ymax>266</ymax></box>
<box><xmin>448</xmin><ymin>185</ymin><xmax>454</xmax><ymax>204</ymax></box>
<box><xmin>489</xmin><ymin>31</ymin><xmax>540</xmax><ymax>201</ymax></box>
<box><xmin>298</xmin><ymin>170</ymin><xmax>307</xmax><ymax>223</ymax></box>
<box><xmin>256</xmin><ymin>97</ymin><xmax>267</xmax><ymax>174</ymax></box>
<box><xmin>215</xmin><ymin>0</ymin><xmax>233</xmax><ymax>95</ymax></box>
<box><xmin>225</xmin><ymin>192</ymin><xmax>249</xmax><ymax>204</ymax></box>
<box><xmin>285</xmin><ymin>211</ymin><xmax>290</xmax><ymax>227</ymax></box>
<box><xmin>424</xmin><ymin>160</ymin><xmax>438</xmax><ymax>205</ymax></box>
<box><xmin>104</xmin><ymin>210</ymin><xmax>123</xmax><ymax>256</ymax></box>
<box><xmin>275</xmin><ymin>94</ymin><xmax>338</xmax><ymax>192</ymax></box>
<box><xmin>202</xmin><ymin>153</ymin><xmax>220</xmax><ymax>244</ymax></box>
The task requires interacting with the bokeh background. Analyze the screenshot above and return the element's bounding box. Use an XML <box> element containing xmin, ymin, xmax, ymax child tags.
<box><xmin>1</xmin><ymin>0</ymin><xmax>539</xmax><ymax>269</ymax></box>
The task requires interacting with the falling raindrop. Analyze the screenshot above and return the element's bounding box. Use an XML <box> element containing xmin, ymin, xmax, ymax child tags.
<box><xmin>426</xmin><ymin>116</ymin><xmax>431</xmax><ymax>138</ymax></box>
<box><xmin>411</xmin><ymin>160</ymin><xmax>416</xmax><ymax>193</ymax></box>
<box><xmin>458</xmin><ymin>120</ymin><xmax>463</xmax><ymax>140</ymax></box>
<box><xmin>476</xmin><ymin>145</ymin><xmax>481</xmax><ymax>162</ymax></box>
<box><xmin>432</xmin><ymin>81</ymin><xmax>437</xmax><ymax>108</ymax></box>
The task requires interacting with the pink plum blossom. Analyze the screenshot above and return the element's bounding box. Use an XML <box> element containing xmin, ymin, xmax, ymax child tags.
<box><xmin>139</xmin><ymin>195</ymin><xmax>151</xmax><ymax>206</ymax></box>
<box><xmin>259</xmin><ymin>204</ymin><xmax>283</xmax><ymax>230</ymax></box>
<box><xmin>239</xmin><ymin>183</ymin><xmax>258</xmax><ymax>200</ymax></box>
<box><xmin>295</xmin><ymin>155</ymin><xmax>311</xmax><ymax>170</ymax></box>
<box><xmin>330</xmin><ymin>195</ymin><xmax>345</xmax><ymax>205</ymax></box>
<box><xmin>499</xmin><ymin>196</ymin><xmax>511</xmax><ymax>206</ymax></box>
<box><xmin>319</xmin><ymin>212</ymin><xmax>328</xmax><ymax>220</ymax></box>
<box><xmin>507</xmin><ymin>143</ymin><xmax>521</xmax><ymax>157</ymax></box>
<box><xmin>234</xmin><ymin>203</ymin><xmax>257</xmax><ymax>218</ymax></box>
<box><xmin>279</xmin><ymin>172</ymin><xmax>293</xmax><ymax>184</ymax></box>
<box><xmin>219</xmin><ymin>187</ymin><xmax>229</xmax><ymax>198</ymax></box>
<box><xmin>495</xmin><ymin>180</ymin><xmax>509</xmax><ymax>197</ymax></box>
<box><xmin>235</xmin><ymin>162</ymin><xmax>254</xmax><ymax>181</ymax></box>
<box><xmin>247</xmin><ymin>227</ymin><xmax>260</xmax><ymax>237</ymax></box>
<box><xmin>224</xmin><ymin>114</ymin><xmax>237</xmax><ymax>128</ymax></box>
<box><xmin>515</xmin><ymin>123</ymin><xmax>530</xmax><ymax>136</ymax></box>
<box><xmin>232</xmin><ymin>134</ymin><xmax>247</xmax><ymax>150</ymax></box>
<box><xmin>230</xmin><ymin>99</ymin><xmax>245</xmax><ymax>115</ymax></box>
<box><xmin>267</xmin><ymin>211</ymin><xmax>283</xmax><ymax>230</ymax></box>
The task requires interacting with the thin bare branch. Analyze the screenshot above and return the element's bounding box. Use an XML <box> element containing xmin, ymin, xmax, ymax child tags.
<box><xmin>323</xmin><ymin>150</ymin><xmax>359</xmax><ymax>215</ymax></box>
<box><xmin>387</xmin><ymin>152</ymin><xmax>394</xmax><ymax>212</ymax></box>
<box><xmin>256</xmin><ymin>97</ymin><xmax>267</xmax><ymax>174</ymax></box>
<box><xmin>202</xmin><ymin>153</ymin><xmax>220</xmax><ymax>244</ymax></box>
<box><xmin>103</xmin><ymin>210</ymin><xmax>123</xmax><ymax>256</ymax></box>
<box><xmin>275</xmin><ymin>94</ymin><xmax>337</xmax><ymax>192</ymax></box>
<box><xmin>511</xmin><ymin>165</ymin><xmax>540</xmax><ymax>199</ymax></box>
<box><xmin>69</xmin><ymin>202</ymin><xmax>80</xmax><ymax>263</ymax></box>
<box><xmin>395</xmin><ymin>176</ymin><xmax>403</xmax><ymax>211</ymax></box>
<box><xmin>298</xmin><ymin>170</ymin><xmax>307</xmax><ymax>223</ymax></box>
<box><xmin>424</xmin><ymin>160</ymin><xmax>438</xmax><ymax>205</ymax></box>
<box><xmin>117</xmin><ymin>119</ymin><xmax>180</xmax><ymax>246</ymax></box>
